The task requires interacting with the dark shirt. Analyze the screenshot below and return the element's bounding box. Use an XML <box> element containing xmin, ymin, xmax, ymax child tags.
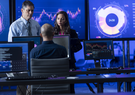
<box><xmin>55</xmin><ymin>29</ymin><xmax>82</xmax><ymax>69</ymax></box>
<box><xmin>30</xmin><ymin>41</ymin><xmax>67</xmax><ymax>59</ymax></box>
<box><xmin>70</xmin><ymin>29</ymin><xmax>82</xmax><ymax>69</ymax></box>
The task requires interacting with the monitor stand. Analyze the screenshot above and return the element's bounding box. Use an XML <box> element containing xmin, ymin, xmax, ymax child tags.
<box><xmin>94</xmin><ymin>59</ymin><xmax>101</xmax><ymax>68</ymax></box>
<box><xmin>93</xmin><ymin>59</ymin><xmax>102</xmax><ymax>92</ymax></box>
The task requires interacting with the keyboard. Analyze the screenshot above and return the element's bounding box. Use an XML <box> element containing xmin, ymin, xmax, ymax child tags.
<box><xmin>87</xmin><ymin>67</ymin><xmax>119</xmax><ymax>71</ymax></box>
<box><xmin>6</xmin><ymin>75</ymin><xmax>48</xmax><ymax>80</ymax></box>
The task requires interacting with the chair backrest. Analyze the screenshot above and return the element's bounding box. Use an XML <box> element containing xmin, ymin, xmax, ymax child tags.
<box><xmin>30</xmin><ymin>57</ymin><xmax>70</xmax><ymax>94</ymax></box>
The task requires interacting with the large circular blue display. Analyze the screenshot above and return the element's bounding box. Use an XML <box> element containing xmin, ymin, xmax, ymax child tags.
<box><xmin>95</xmin><ymin>4</ymin><xmax>127</xmax><ymax>38</ymax></box>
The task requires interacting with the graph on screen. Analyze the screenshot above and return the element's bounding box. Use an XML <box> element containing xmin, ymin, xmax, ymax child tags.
<box><xmin>86</xmin><ymin>43</ymin><xmax>107</xmax><ymax>50</ymax></box>
<box><xmin>16</xmin><ymin>0</ymin><xmax>86</xmax><ymax>40</ymax></box>
<box><xmin>31</xmin><ymin>8</ymin><xmax>81</xmax><ymax>22</ymax></box>
<box><xmin>83</xmin><ymin>40</ymin><xmax>114</xmax><ymax>60</ymax></box>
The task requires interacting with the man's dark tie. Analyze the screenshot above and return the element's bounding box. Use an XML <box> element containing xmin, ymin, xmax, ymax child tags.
<box><xmin>27</xmin><ymin>21</ymin><xmax>32</xmax><ymax>36</ymax></box>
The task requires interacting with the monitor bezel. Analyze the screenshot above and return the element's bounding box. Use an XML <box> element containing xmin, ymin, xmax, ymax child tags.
<box><xmin>0</xmin><ymin>41</ymin><xmax>34</xmax><ymax>73</ymax></box>
<box><xmin>83</xmin><ymin>40</ymin><xmax>115</xmax><ymax>60</ymax></box>
<box><xmin>12</xmin><ymin>36</ymin><xmax>43</xmax><ymax>46</ymax></box>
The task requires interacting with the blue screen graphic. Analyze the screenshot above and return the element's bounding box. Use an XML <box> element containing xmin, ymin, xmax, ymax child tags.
<box><xmin>16</xmin><ymin>0</ymin><xmax>86</xmax><ymax>40</ymax></box>
<box><xmin>0</xmin><ymin>43</ymin><xmax>28</xmax><ymax>72</ymax></box>
<box><xmin>89</xmin><ymin>0</ymin><xmax>135</xmax><ymax>40</ymax></box>
<box><xmin>0</xmin><ymin>0</ymin><xmax>10</xmax><ymax>41</ymax></box>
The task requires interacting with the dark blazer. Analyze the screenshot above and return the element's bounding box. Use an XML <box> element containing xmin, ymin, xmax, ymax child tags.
<box><xmin>54</xmin><ymin>29</ymin><xmax>82</xmax><ymax>69</ymax></box>
<box><xmin>69</xmin><ymin>29</ymin><xmax>82</xmax><ymax>69</ymax></box>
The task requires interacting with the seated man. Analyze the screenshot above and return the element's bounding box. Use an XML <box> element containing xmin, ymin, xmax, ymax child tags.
<box><xmin>17</xmin><ymin>23</ymin><xmax>67</xmax><ymax>95</ymax></box>
<box><xmin>26</xmin><ymin>23</ymin><xmax>67</xmax><ymax>95</ymax></box>
<box><xmin>30</xmin><ymin>23</ymin><xmax>67</xmax><ymax>59</ymax></box>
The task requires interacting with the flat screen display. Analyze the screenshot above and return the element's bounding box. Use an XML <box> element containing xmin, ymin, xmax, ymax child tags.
<box><xmin>0</xmin><ymin>0</ymin><xmax>10</xmax><ymax>41</ymax></box>
<box><xmin>83</xmin><ymin>40</ymin><xmax>114</xmax><ymax>60</ymax></box>
<box><xmin>0</xmin><ymin>42</ymin><xmax>34</xmax><ymax>73</ymax></box>
<box><xmin>15</xmin><ymin>0</ymin><xmax>87</xmax><ymax>40</ymax></box>
<box><xmin>89</xmin><ymin>0</ymin><xmax>135</xmax><ymax>40</ymax></box>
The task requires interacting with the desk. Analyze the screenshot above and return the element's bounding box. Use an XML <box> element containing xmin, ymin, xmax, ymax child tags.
<box><xmin>69</xmin><ymin>68</ymin><xmax>135</xmax><ymax>92</ymax></box>
<box><xmin>49</xmin><ymin>92</ymin><xmax>135</xmax><ymax>95</ymax></box>
<box><xmin>1</xmin><ymin>74</ymin><xmax>135</xmax><ymax>93</ymax></box>
<box><xmin>69</xmin><ymin>68</ymin><xmax>135</xmax><ymax>75</ymax></box>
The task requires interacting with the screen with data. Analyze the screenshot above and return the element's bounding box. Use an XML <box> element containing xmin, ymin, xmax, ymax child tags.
<box><xmin>89</xmin><ymin>0</ymin><xmax>135</xmax><ymax>40</ymax></box>
<box><xmin>16</xmin><ymin>0</ymin><xmax>86</xmax><ymax>40</ymax></box>
<box><xmin>0</xmin><ymin>42</ymin><xmax>34</xmax><ymax>73</ymax></box>
<box><xmin>83</xmin><ymin>40</ymin><xmax>114</xmax><ymax>60</ymax></box>
<box><xmin>0</xmin><ymin>0</ymin><xmax>10</xmax><ymax>41</ymax></box>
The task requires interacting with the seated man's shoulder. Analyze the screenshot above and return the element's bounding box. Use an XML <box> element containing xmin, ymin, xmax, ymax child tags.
<box><xmin>30</xmin><ymin>44</ymin><xmax>42</xmax><ymax>52</ymax></box>
<box><xmin>55</xmin><ymin>44</ymin><xmax>66</xmax><ymax>49</ymax></box>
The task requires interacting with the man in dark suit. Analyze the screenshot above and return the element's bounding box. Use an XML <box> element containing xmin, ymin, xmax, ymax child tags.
<box><xmin>17</xmin><ymin>23</ymin><xmax>67</xmax><ymax>95</ymax></box>
<box><xmin>30</xmin><ymin>23</ymin><xmax>67</xmax><ymax>59</ymax></box>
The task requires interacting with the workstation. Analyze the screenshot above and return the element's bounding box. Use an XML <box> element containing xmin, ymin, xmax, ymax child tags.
<box><xmin>1</xmin><ymin>74</ymin><xmax>135</xmax><ymax>92</ymax></box>
<box><xmin>1</xmin><ymin>0</ymin><xmax>135</xmax><ymax>95</ymax></box>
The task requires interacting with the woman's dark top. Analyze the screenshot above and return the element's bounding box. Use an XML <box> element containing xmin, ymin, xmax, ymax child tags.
<box><xmin>55</xmin><ymin>29</ymin><xmax>82</xmax><ymax>69</ymax></box>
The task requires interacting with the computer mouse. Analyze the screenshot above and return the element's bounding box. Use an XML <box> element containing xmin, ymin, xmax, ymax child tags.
<box><xmin>51</xmin><ymin>75</ymin><xmax>57</xmax><ymax>78</ymax></box>
<box><xmin>69</xmin><ymin>68</ymin><xmax>75</xmax><ymax>71</ymax></box>
<box><xmin>119</xmin><ymin>66</ymin><xmax>123</xmax><ymax>69</ymax></box>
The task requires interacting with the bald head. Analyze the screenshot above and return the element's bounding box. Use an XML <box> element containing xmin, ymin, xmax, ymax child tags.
<box><xmin>41</xmin><ymin>23</ymin><xmax>54</xmax><ymax>40</ymax></box>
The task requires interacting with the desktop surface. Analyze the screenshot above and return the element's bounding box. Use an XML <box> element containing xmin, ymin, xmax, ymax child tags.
<box><xmin>69</xmin><ymin>68</ymin><xmax>135</xmax><ymax>75</ymax></box>
<box><xmin>48</xmin><ymin>92</ymin><xmax>135</xmax><ymax>95</ymax></box>
<box><xmin>1</xmin><ymin>74</ymin><xmax>135</xmax><ymax>86</ymax></box>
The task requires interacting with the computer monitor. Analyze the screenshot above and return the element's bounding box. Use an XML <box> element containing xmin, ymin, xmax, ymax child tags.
<box><xmin>53</xmin><ymin>35</ymin><xmax>70</xmax><ymax>58</ymax></box>
<box><xmin>83</xmin><ymin>40</ymin><xmax>114</xmax><ymax>60</ymax></box>
<box><xmin>0</xmin><ymin>42</ymin><xmax>34</xmax><ymax>73</ymax></box>
<box><xmin>12</xmin><ymin>36</ymin><xmax>42</xmax><ymax>47</ymax></box>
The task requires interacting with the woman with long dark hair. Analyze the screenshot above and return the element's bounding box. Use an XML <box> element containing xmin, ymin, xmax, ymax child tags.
<box><xmin>54</xmin><ymin>11</ymin><xmax>82</xmax><ymax>70</ymax></box>
<box><xmin>54</xmin><ymin>11</ymin><xmax>82</xmax><ymax>94</ymax></box>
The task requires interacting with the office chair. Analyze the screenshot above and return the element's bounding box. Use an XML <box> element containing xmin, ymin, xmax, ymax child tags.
<box><xmin>30</xmin><ymin>58</ymin><xmax>70</xmax><ymax>95</ymax></box>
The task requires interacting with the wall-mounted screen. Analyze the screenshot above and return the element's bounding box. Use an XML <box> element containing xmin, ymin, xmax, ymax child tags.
<box><xmin>89</xmin><ymin>0</ymin><xmax>135</xmax><ymax>40</ymax></box>
<box><xmin>0</xmin><ymin>0</ymin><xmax>10</xmax><ymax>41</ymax></box>
<box><xmin>16</xmin><ymin>0</ymin><xmax>87</xmax><ymax>40</ymax></box>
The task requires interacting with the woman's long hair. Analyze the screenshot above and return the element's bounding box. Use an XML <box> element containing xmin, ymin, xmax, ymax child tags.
<box><xmin>54</xmin><ymin>11</ymin><xmax>70</xmax><ymax>34</ymax></box>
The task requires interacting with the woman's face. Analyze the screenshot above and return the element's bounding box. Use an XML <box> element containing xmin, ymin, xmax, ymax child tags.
<box><xmin>56</xmin><ymin>14</ymin><xmax>66</xmax><ymax>27</ymax></box>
